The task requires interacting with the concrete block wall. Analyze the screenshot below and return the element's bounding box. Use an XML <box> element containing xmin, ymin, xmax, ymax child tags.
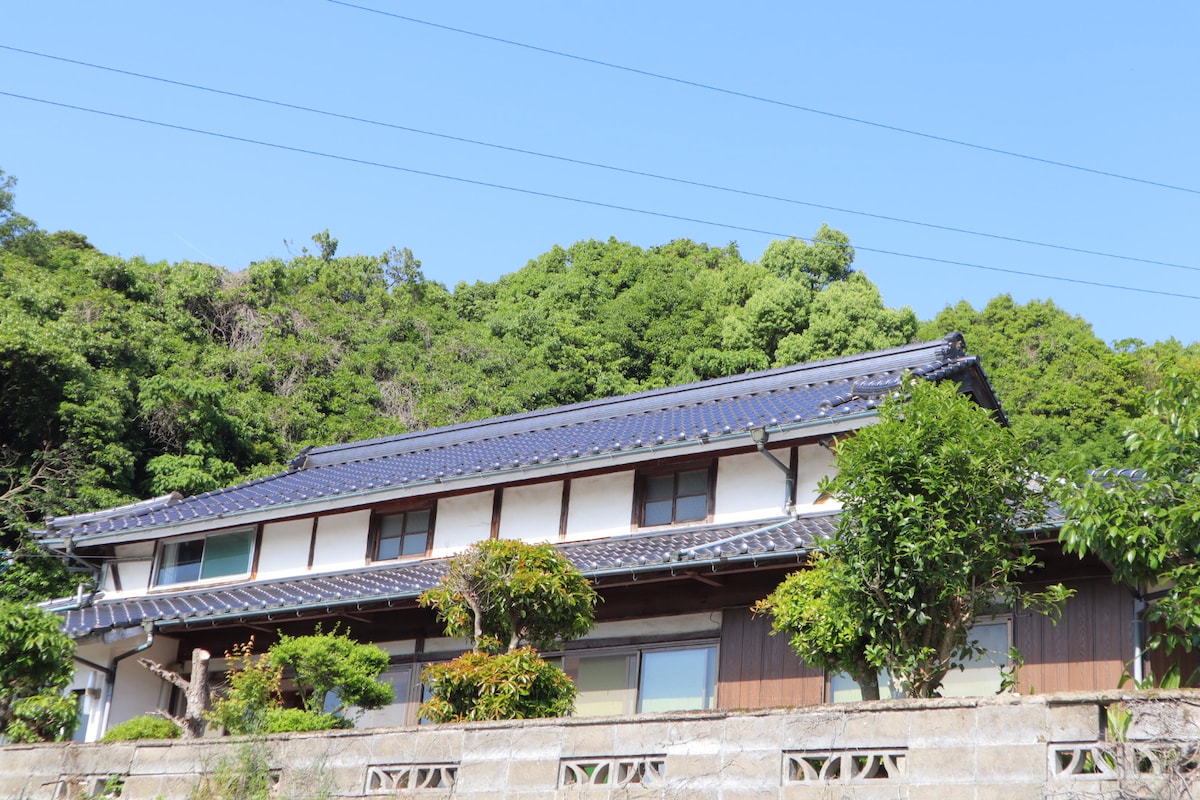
<box><xmin>1</xmin><ymin>691</ymin><xmax>1196</xmax><ymax>799</ymax></box>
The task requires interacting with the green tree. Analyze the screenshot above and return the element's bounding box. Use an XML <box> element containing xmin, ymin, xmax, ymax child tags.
<box><xmin>918</xmin><ymin>296</ymin><xmax>1141</xmax><ymax>473</ymax></box>
<box><xmin>268</xmin><ymin>626</ymin><xmax>393</xmax><ymax>715</ymax></box>
<box><xmin>756</xmin><ymin>378</ymin><xmax>1067</xmax><ymax>699</ymax></box>
<box><xmin>0</xmin><ymin>600</ymin><xmax>77</xmax><ymax>742</ymax></box>
<box><xmin>1057</xmin><ymin>366</ymin><xmax>1200</xmax><ymax>651</ymax></box>
<box><xmin>418</xmin><ymin>539</ymin><xmax>596</xmax><ymax>721</ymax></box>
<box><xmin>419</xmin><ymin>539</ymin><xmax>597</xmax><ymax>655</ymax></box>
<box><xmin>208</xmin><ymin>631</ymin><xmax>390</xmax><ymax>735</ymax></box>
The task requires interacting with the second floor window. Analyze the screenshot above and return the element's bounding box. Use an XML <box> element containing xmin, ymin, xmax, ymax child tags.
<box><xmin>640</xmin><ymin>467</ymin><xmax>712</xmax><ymax>527</ymax></box>
<box><xmin>375</xmin><ymin>508</ymin><xmax>433</xmax><ymax>560</ymax></box>
<box><xmin>156</xmin><ymin>529</ymin><xmax>254</xmax><ymax>587</ymax></box>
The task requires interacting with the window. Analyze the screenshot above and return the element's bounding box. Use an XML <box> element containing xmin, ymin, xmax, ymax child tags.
<box><xmin>155</xmin><ymin>529</ymin><xmax>254</xmax><ymax>586</ymax></box>
<box><xmin>639</xmin><ymin>466</ymin><xmax>712</xmax><ymax>527</ymax></box>
<box><xmin>374</xmin><ymin>508</ymin><xmax>433</xmax><ymax>560</ymax></box>
<box><xmin>829</xmin><ymin>619</ymin><xmax>1010</xmax><ymax>701</ymax></box>
<box><xmin>559</xmin><ymin>644</ymin><xmax>718</xmax><ymax>716</ymax></box>
<box><xmin>638</xmin><ymin>646</ymin><xmax>718</xmax><ymax>712</ymax></box>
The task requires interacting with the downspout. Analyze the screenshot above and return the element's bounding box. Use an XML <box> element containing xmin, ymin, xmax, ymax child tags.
<box><xmin>1131</xmin><ymin>593</ymin><xmax>1147</xmax><ymax>684</ymax></box>
<box><xmin>98</xmin><ymin>622</ymin><xmax>155</xmax><ymax>736</ymax></box>
<box><xmin>750</xmin><ymin>427</ymin><xmax>796</xmax><ymax>515</ymax></box>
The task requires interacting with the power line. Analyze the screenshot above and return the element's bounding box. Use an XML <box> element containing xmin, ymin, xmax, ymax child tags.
<box><xmin>326</xmin><ymin>0</ymin><xmax>1200</xmax><ymax>198</ymax></box>
<box><xmin>3</xmin><ymin>43</ymin><xmax>1195</xmax><ymax>275</ymax></box>
<box><xmin>3</xmin><ymin>89</ymin><xmax>1198</xmax><ymax>302</ymax></box>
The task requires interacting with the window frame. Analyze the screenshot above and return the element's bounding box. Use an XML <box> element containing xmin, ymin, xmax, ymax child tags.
<box><xmin>151</xmin><ymin>527</ymin><xmax>257</xmax><ymax>588</ymax></box>
<box><xmin>633</xmin><ymin>461</ymin><xmax>716</xmax><ymax>529</ymax></box>
<box><xmin>554</xmin><ymin>641</ymin><xmax>720</xmax><ymax>717</ymax></box>
<box><xmin>369</xmin><ymin>504</ymin><xmax>436</xmax><ymax>562</ymax></box>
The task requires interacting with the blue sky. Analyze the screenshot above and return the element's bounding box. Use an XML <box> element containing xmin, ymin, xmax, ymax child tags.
<box><xmin>3</xmin><ymin>2</ymin><xmax>1198</xmax><ymax>346</ymax></box>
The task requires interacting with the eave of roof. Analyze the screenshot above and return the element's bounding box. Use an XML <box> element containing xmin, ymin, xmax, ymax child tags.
<box><xmin>36</xmin><ymin>335</ymin><xmax>988</xmax><ymax>548</ymax></box>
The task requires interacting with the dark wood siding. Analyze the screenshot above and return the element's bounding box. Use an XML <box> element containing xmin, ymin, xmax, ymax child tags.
<box><xmin>1146</xmin><ymin>620</ymin><xmax>1200</xmax><ymax>686</ymax></box>
<box><xmin>717</xmin><ymin>605</ymin><xmax>824</xmax><ymax>709</ymax></box>
<box><xmin>1016</xmin><ymin>575</ymin><xmax>1133</xmax><ymax>693</ymax></box>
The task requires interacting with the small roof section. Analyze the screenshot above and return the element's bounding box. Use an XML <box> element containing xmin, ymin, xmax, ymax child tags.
<box><xmin>37</xmin><ymin>334</ymin><xmax>996</xmax><ymax>545</ymax></box>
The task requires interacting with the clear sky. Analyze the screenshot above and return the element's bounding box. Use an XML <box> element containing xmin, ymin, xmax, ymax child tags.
<box><xmin>3</xmin><ymin>2</ymin><xmax>1198</xmax><ymax>347</ymax></box>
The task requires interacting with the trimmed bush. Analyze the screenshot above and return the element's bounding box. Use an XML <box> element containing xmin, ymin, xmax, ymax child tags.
<box><xmin>101</xmin><ymin>715</ymin><xmax>182</xmax><ymax>741</ymax></box>
<box><xmin>261</xmin><ymin>708</ymin><xmax>351</xmax><ymax>734</ymax></box>
<box><xmin>420</xmin><ymin>647</ymin><xmax>576</xmax><ymax>722</ymax></box>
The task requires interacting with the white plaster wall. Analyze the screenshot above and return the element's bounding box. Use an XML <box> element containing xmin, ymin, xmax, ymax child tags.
<box><xmin>578</xmin><ymin>611</ymin><xmax>723</xmax><ymax>641</ymax></box>
<box><xmin>107</xmin><ymin>634</ymin><xmax>179</xmax><ymax>732</ymax></box>
<box><xmin>102</xmin><ymin>558</ymin><xmax>153</xmax><ymax>595</ymax></box>
<box><xmin>712</xmin><ymin>452</ymin><xmax>787</xmax><ymax>524</ymax></box>
<box><xmin>794</xmin><ymin>443</ymin><xmax>839</xmax><ymax>512</ymax></box>
<box><xmin>563</xmin><ymin>471</ymin><xmax>635</xmax><ymax>541</ymax></box>
<box><xmin>497</xmin><ymin>482</ymin><xmax>562</xmax><ymax>544</ymax></box>
<box><xmin>429</xmin><ymin>491</ymin><xmax>494</xmax><ymax>557</ymax></box>
<box><xmin>309</xmin><ymin>510</ymin><xmax>371</xmax><ymax>572</ymax></box>
<box><xmin>256</xmin><ymin>518</ymin><xmax>313</xmax><ymax>578</ymax></box>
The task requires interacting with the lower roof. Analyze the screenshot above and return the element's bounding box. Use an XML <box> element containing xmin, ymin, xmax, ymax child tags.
<box><xmin>55</xmin><ymin>515</ymin><xmax>835</xmax><ymax>639</ymax></box>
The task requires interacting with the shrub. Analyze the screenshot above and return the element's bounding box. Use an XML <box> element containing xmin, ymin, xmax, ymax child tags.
<box><xmin>260</xmin><ymin>708</ymin><xmax>351</xmax><ymax>734</ymax></box>
<box><xmin>420</xmin><ymin>647</ymin><xmax>576</xmax><ymax>722</ymax></box>
<box><xmin>4</xmin><ymin>693</ymin><xmax>79</xmax><ymax>743</ymax></box>
<box><xmin>102</xmin><ymin>715</ymin><xmax>182</xmax><ymax>741</ymax></box>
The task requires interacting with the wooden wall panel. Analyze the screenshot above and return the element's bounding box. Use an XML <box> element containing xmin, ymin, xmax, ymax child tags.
<box><xmin>1016</xmin><ymin>575</ymin><xmax>1133</xmax><ymax>693</ymax></box>
<box><xmin>1146</xmin><ymin>620</ymin><xmax>1200</xmax><ymax>686</ymax></box>
<box><xmin>717</xmin><ymin>606</ymin><xmax>824</xmax><ymax>709</ymax></box>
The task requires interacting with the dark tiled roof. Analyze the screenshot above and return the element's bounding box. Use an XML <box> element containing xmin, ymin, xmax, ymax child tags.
<box><xmin>55</xmin><ymin>516</ymin><xmax>832</xmax><ymax>638</ymax></box>
<box><xmin>39</xmin><ymin>336</ymin><xmax>984</xmax><ymax>543</ymax></box>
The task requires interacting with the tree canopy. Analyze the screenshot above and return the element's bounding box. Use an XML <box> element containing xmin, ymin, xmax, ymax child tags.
<box><xmin>1057</xmin><ymin>365</ymin><xmax>1200</xmax><ymax>651</ymax></box>
<box><xmin>419</xmin><ymin>539</ymin><xmax>597</xmax><ymax>655</ymax></box>
<box><xmin>756</xmin><ymin>378</ymin><xmax>1068</xmax><ymax>698</ymax></box>
<box><xmin>0</xmin><ymin>600</ymin><xmax>77</xmax><ymax>742</ymax></box>
<box><xmin>2</xmin><ymin>166</ymin><xmax>1199</xmax><ymax>608</ymax></box>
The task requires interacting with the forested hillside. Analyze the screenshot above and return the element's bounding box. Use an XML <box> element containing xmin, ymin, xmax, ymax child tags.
<box><xmin>2</xmin><ymin>170</ymin><xmax>1196</xmax><ymax>599</ymax></box>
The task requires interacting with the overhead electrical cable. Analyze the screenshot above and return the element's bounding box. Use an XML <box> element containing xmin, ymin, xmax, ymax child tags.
<box><xmin>325</xmin><ymin>0</ymin><xmax>1200</xmax><ymax>198</ymax></box>
<box><xmin>3</xmin><ymin>90</ymin><xmax>1197</xmax><ymax>302</ymax></box>
<box><xmin>2</xmin><ymin>44</ymin><xmax>1195</xmax><ymax>275</ymax></box>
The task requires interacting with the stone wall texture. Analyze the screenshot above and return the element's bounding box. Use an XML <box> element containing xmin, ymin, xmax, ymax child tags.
<box><xmin>2</xmin><ymin>691</ymin><xmax>1198</xmax><ymax>799</ymax></box>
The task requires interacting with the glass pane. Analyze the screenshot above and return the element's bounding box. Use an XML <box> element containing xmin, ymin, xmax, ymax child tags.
<box><xmin>200</xmin><ymin>531</ymin><xmax>253</xmax><ymax>580</ymax></box>
<box><xmin>643</xmin><ymin>499</ymin><xmax>674</xmax><ymax>527</ymax></box>
<box><xmin>355</xmin><ymin>666</ymin><xmax>412</xmax><ymax>728</ymax></box>
<box><xmin>638</xmin><ymin>647</ymin><xmax>716</xmax><ymax>713</ymax></box>
<box><xmin>674</xmin><ymin>493</ymin><xmax>708</xmax><ymax>522</ymax></box>
<box><xmin>377</xmin><ymin>515</ymin><xmax>405</xmax><ymax>560</ymax></box>
<box><xmin>400</xmin><ymin>531</ymin><xmax>427</xmax><ymax>557</ymax></box>
<box><xmin>157</xmin><ymin>539</ymin><xmax>204</xmax><ymax>585</ymax></box>
<box><xmin>941</xmin><ymin>621</ymin><xmax>1008</xmax><ymax>697</ymax></box>
<box><xmin>404</xmin><ymin>509</ymin><xmax>430</xmax><ymax>534</ymax></box>
<box><xmin>376</xmin><ymin>536</ymin><xmax>400</xmax><ymax>561</ymax></box>
<box><xmin>677</xmin><ymin>469</ymin><xmax>708</xmax><ymax>496</ymax></box>
<box><xmin>645</xmin><ymin>474</ymin><xmax>674</xmax><ymax>501</ymax></box>
<box><xmin>830</xmin><ymin>670</ymin><xmax>896</xmax><ymax>702</ymax></box>
<box><xmin>573</xmin><ymin>655</ymin><xmax>633</xmax><ymax>716</ymax></box>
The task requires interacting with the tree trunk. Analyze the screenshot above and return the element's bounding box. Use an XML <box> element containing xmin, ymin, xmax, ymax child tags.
<box><xmin>852</xmin><ymin>664</ymin><xmax>881</xmax><ymax>701</ymax></box>
<box><xmin>139</xmin><ymin>648</ymin><xmax>211</xmax><ymax>739</ymax></box>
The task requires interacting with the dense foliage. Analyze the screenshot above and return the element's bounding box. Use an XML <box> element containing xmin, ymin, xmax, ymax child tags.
<box><xmin>419</xmin><ymin>539</ymin><xmax>595</xmax><ymax>720</ymax></box>
<box><xmin>2</xmin><ymin>167</ymin><xmax>1199</xmax><ymax>604</ymax></box>
<box><xmin>100</xmin><ymin>714</ymin><xmax>182</xmax><ymax>741</ymax></box>
<box><xmin>1057</xmin><ymin>366</ymin><xmax>1200</xmax><ymax>652</ymax></box>
<box><xmin>756</xmin><ymin>379</ymin><xmax>1069</xmax><ymax>698</ymax></box>
<box><xmin>207</xmin><ymin>632</ymin><xmax>389</xmax><ymax>735</ymax></box>
<box><xmin>0</xmin><ymin>600</ymin><xmax>77</xmax><ymax>742</ymax></box>
<box><xmin>419</xmin><ymin>539</ymin><xmax>598</xmax><ymax>654</ymax></box>
<box><xmin>419</xmin><ymin>647</ymin><xmax>577</xmax><ymax>723</ymax></box>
